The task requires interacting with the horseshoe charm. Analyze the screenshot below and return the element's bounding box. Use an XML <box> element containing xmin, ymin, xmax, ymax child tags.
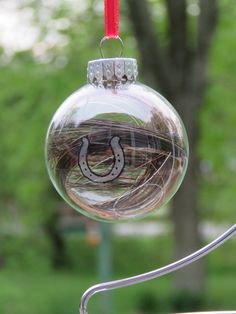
<box><xmin>78</xmin><ymin>136</ymin><xmax>124</xmax><ymax>183</ymax></box>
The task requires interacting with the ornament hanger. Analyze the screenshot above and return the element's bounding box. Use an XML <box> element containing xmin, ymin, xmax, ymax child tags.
<box><xmin>104</xmin><ymin>0</ymin><xmax>119</xmax><ymax>39</ymax></box>
<box><xmin>79</xmin><ymin>224</ymin><xmax>236</xmax><ymax>314</ymax></box>
<box><xmin>99</xmin><ymin>36</ymin><xmax>124</xmax><ymax>58</ymax></box>
<box><xmin>100</xmin><ymin>0</ymin><xmax>124</xmax><ymax>58</ymax></box>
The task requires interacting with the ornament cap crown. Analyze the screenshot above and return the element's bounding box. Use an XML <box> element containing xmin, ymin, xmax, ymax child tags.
<box><xmin>87</xmin><ymin>58</ymin><xmax>138</xmax><ymax>87</ymax></box>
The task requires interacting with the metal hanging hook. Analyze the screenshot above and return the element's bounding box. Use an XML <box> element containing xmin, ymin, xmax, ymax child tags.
<box><xmin>79</xmin><ymin>223</ymin><xmax>236</xmax><ymax>314</ymax></box>
<box><xmin>99</xmin><ymin>36</ymin><xmax>124</xmax><ymax>58</ymax></box>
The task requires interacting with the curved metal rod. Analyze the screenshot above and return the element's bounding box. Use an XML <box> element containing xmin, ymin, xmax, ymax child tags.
<box><xmin>99</xmin><ymin>36</ymin><xmax>124</xmax><ymax>58</ymax></box>
<box><xmin>79</xmin><ymin>224</ymin><xmax>236</xmax><ymax>314</ymax></box>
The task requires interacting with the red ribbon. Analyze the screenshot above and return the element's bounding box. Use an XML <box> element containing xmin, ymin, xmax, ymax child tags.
<box><xmin>105</xmin><ymin>0</ymin><xmax>119</xmax><ymax>39</ymax></box>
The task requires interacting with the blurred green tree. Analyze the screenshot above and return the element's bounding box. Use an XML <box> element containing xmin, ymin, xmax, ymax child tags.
<box><xmin>0</xmin><ymin>0</ymin><xmax>102</xmax><ymax>268</ymax></box>
<box><xmin>0</xmin><ymin>0</ymin><xmax>137</xmax><ymax>269</ymax></box>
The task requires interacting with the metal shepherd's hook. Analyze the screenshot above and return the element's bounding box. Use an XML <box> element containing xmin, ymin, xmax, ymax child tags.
<box><xmin>79</xmin><ymin>224</ymin><xmax>236</xmax><ymax>314</ymax></box>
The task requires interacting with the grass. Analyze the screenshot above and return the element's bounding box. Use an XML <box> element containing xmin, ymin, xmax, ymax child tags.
<box><xmin>0</xmin><ymin>270</ymin><xmax>96</xmax><ymax>314</ymax></box>
<box><xmin>0</xmin><ymin>270</ymin><xmax>236</xmax><ymax>314</ymax></box>
<box><xmin>1</xmin><ymin>232</ymin><xmax>235</xmax><ymax>313</ymax></box>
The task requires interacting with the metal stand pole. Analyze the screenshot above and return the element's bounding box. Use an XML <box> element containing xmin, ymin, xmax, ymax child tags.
<box><xmin>98</xmin><ymin>223</ymin><xmax>112</xmax><ymax>314</ymax></box>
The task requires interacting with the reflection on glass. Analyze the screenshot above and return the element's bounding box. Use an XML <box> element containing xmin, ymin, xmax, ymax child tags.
<box><xmin>45</xmin><ymin>83</ymin><xmax>188</xmax><ymax>222</ymax></box>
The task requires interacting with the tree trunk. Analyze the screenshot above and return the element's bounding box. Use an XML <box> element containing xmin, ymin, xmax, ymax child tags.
<box><xmin>0</xmin><ymin>254</ymin><xmax>5</xmax><ymax>268</ymax></box>
<box><xmin>126</xmin><ymin>0</ymin><xmax>218</xmax><ymax>295</ymax></box>
<box><xmin>44</xmin><ymin>211</ymin><xmax>68</xmax><ymax>269</ymax></box>
<box><xmin>171</xmin><ymin>94</ymin><xmax>204</xmax><ymax>292</ymax></box>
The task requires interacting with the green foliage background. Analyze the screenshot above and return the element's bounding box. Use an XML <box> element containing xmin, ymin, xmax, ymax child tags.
<box><xmin>199</xmin><ymin>0</ymin><xmax>236</xmax><ymax>221</ymax></box>
<box><xmin>0</xmin><ymin>0</ymin><xmax>236</xmax><ymax>313</ymax></box>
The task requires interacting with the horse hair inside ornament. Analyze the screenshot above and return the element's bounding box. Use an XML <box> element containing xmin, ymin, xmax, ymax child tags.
<box><xmin>45</xmin><ymin>58</ymin><xmax>189</xmax><ymax>222</ymax></box>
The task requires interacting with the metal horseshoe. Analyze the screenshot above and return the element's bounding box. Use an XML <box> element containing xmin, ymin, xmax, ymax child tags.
<box><xmin>78</xmin><ymin>136</ymin><xmax>124</xmax><ymax>183</ymax></box>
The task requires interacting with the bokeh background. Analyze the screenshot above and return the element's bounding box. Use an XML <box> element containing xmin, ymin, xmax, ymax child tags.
<box><xmin>0</xmin><ymin>0</ymin><xmax>235</xmax><ymax>313</ymax></box>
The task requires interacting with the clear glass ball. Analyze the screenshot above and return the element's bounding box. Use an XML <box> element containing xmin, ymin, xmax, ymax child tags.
<box><xmin>45</xmin><ymin>83</ymin><xmax>189</xmax><ymax>222</ymax></box>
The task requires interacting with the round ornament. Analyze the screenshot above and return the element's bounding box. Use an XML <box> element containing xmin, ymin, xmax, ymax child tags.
<box><xmin>45</xmin><ymin>58</ymin><xmax>189</xmax><ymax>222</ymax></box>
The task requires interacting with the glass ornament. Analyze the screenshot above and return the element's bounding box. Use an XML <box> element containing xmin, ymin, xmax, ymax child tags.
<box><xmin>45</xmin><ymin>58</ymin><xmax>189</xmax><ymax>222</ymax></box>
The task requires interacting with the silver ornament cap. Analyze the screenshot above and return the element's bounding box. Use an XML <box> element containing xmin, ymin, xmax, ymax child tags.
<box><xmin>87</xmin><ymin>58</ymin><xmax>138</xmax><ymax>87</ymax></box>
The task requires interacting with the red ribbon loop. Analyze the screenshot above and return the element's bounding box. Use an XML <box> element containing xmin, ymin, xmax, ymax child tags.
<box><xmin>105</xmin><ymin>0</ymin><xmax>119</xmax><ymax>39</ymax></box>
